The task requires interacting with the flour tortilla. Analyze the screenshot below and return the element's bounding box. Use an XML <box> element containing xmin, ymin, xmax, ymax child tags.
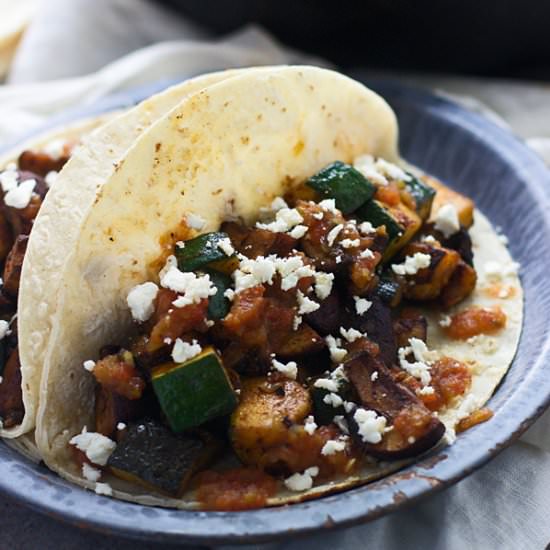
<box><xmin>10</xmin><ymin>68</ymin><xmax>268</xmax><ymax>440</ymax></box>
<box><xmin>33</xmin><ymin>66</ymin><xmax>521</xmax><ymax>506</ymax></box>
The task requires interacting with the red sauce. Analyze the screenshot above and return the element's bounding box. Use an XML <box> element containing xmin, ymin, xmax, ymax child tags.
<box><xmin>195</xmin><ymin>468</ymin><xmax>278</xmax><ymax>511</ymax></box>
<box><xmin>93</xmin><ymin>353</ymin><xmax>145</xmax><ymax>400</ymax></box>
<box><xmin>392</xmin><ymin>403</ymin><xmax>435</xmax><ymax>440</ymax></box>
<box><xmin>456</xmin><ymin>407</ymin><xmax>493</xmax><ymax>433</ymax></box>
<box><xmin>375</xmin><ymin>181</ymin><xmax>401</xmax><ymax>206</ymax></box>
<box><xmin>444</xmin><ymin>305</ymin><xmax>507</xmax><ymax>340</ymax></box>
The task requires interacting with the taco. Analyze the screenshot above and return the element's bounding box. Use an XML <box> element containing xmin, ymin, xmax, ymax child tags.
<box><xmin>1</xmin><ymin>68</ymin><xmax>266</xmax><ymax>439</ymax></box>
<box><xmin>29</xmin><ymin>66</ymin><xmax>521</xmax><ymax>509</ymax></box>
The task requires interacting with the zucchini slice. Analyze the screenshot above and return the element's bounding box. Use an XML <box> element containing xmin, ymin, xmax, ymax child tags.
<box><xmin>310</xmin><ymin>378</ymin><xmax>351</xmax><ymax>425</ymax></box>
<box><xmin>108</xmin><ymin>419</ymin><xmax>220</xmax><ymax>496</ymax></box>
<box><xmin>404</xmin><ymin>174</ymin><xmax>436</xmax><ymax>220</ymax></box>
<box><xmin>204</xmin><ymin>269</ymin><xmax>232</xmax><ymax>321</ymax></box>
<box><xmin>356</xmin><ymin>200</ymin><xmax>421</xmax><ymax>260</ymax></box>
<box><xmin>306</xmin><ymin>161</ymin><xmax>375</xmax><ymax>214</ymax></box>
<box><xmin>176</xmin><ymin>232</ymin><xmax>236</xmax><ymax>273</ymax></box>
<box><xmin>152</xmin><ymin>347</ymin><xmax>238</xmax><ymax>433</ymax></box>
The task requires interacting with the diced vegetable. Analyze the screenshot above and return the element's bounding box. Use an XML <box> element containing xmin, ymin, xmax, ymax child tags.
<box><xmin>404</xmin><ymin>174</ymin><xmax>436</xmax><ymax>220</ymax></box>
<box><xmin>427</xmin><ymin>177</ymin><xmax>474</xmax><ymax>229</ymax></box>
<box><xmin>0</xmin><ymin>348</ymin><xmax>23</xmax><ymax>429</ymax></box>
<box><xmin>356</xmin><ymin>200</ymin><xmax>421</xmax><ymax>260</ymax></box>
<box><xmin>399</xmin><ymin>241</ymin><xmax>461</xmax><ymax>301</ymax></box>
<box><xmin>310</xmin><ymin>380</ymin><xmax>350</xmax><ymax>425</ymax></box>
<box><xmin>272</xmin><ymin>323</ymin><xmax>324</xmax><ymax>359</ymax></box>
<box><xmin>440</xmin><ymin>260</ymin><xmax>477</xmax><ymax>309</ymax></box>
<box><xmin>393</xmin><ymin>312</ymin><xmax>428</xmax><ymax>348</ymax></box>
<box><xmin>204</xmin><ymin>269</ymin><xmax>232</xmax><ymax>320</ymax></box>
<box><xmin>306</xmin><ymin>161</ymin><xmax>375</xmax><ymax>214</ymax></box>
<box><xmin>108</xmin><ymin>419</ymin><xmax>220</xmax><ymax>496</ymax></box>
<box><xmin>375</xmin><ymin>271</ymin><xmax>403</xmax><ymax>307</ymax></box>
<box><xmin>344</xmin><ymin>352</ymin><xmax>445</xmax><ymax>459</ymax></box>
<box><xmin>152</xmin><ymin>347</ymin><xmax>238</xmax><ymax>432</ymax></box>
<box><xmin>442</xmin><ymin>228</ymin><xmax>474</xmax><ymax>266</ymax></box>
<box><xmin>176</xmin><ymin>232</ymin><xmax>236</xmax><ymax>273</ymax></box>
<box><xmin>230</xmin><ymin>377</ymin><xmax>312</xmax><ymax>469</ymax></box>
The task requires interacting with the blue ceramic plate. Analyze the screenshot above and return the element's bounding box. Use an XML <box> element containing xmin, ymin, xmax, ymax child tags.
<box><xmin>1</xmin><ymin>76</ymin><xmax>549</xmax><ymax>545</ymax></box>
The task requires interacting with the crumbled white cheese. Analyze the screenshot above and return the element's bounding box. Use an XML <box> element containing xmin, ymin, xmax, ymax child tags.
<box><xmin>163</xmin><ymin>337</ymin><xmax>173</xmax><ymax>345</ymax></box>
<box><xmin>293</xmin><ymin>315</ymin><xmax>302</xmax><ymax>330</ymax></box>
<box><xmin>186</xmin><ymin>213</ymin><xmax>206</xmax><ymax>230</ymax></box>
<box><xmin>127</xmin><ymin>282</ymin><xmax>159</xmax><ymax>322</ymax></box>
<box><xmin>344</xmin><ymin>401</ymin><xmax>356</xmax><ymax>414</ymax></box>
<box><xmin>331</xmin><ymin>364</ymin><xmax>349</xmax><ymax>382</ymax></box>
<box><xmin>353</xmin><ymin>296</ymin><xmax>372</xmax><ymax>315</ymax></box>
<box><xmin>340</xmin><ymin>238</ymin><xmax>360</xmax><ymax>249</ymax></box>
<box><xmin>284</xmin><ymin>467</ymin><xmax>319</xmax><ymax>492</ymax></box>
<box><xmin>358</xmin><ymin>221</ymin><xmax>375</xmax><ymax>235</ymax></box>
<box><xmin>297</xmin><ymin>291</ymin><xmax>320</xmax><ymax>315</ymax></box>
<box><xmin>422</xmin><ymin>235</ymin><xmax>436</xmax><ymax>244</ymax></box>
<box><xmin>4</xmin><ymin>178</ymin><xmax>36</xmax><ymax>209</ymax></box>
<box><xmin>158</xmin><ymin>254</ymin><xmax>177</xmax><ymax>280</ymax></box>
<box><xmin>224</xmin><ymin>288</ymin><xmax>235</xmax><ymax>301</ymax></box>
<box><xmin>325</xmin><ymin>335</ymin><xmax>348</xmax><ymax>362</ymax></box>
<box><xmin>339</xmin><ymin>327</ymin><xmax>364</xmax><ymax>343</ymax></box>
<box><xmin>354</xmin><ymin>155</ymin><xmax>388</xmax><ymax>186</ymax></box>
<box><xmin>95</xmin><ymin>482</ymin><xmax>113</xmax><ymax>497</ymax></box>
<box><xmin>232</xmin><ymin>255</ymin><xmax>277</xmax><ymax>292</ymax></box>
<box><xmin>83</xmin><ymin>360</ymin><xmax>96</xmax><ymax>372</ymax></box>
<box><xmin>257</xmin><ymin>207</ymin><xmax>304</xmax><ymax>234</ymax></box>
<box><xmin>303</xmin><ymin>415</ymin><xmax>318</xmax><ymax>435</ymax></box>
<box><xmin>321</xmin><ymin>439</ymin><xmax>346</xmax><ymax>456</ymax></box>
<box><xmin>455</xmin><ymin>394</ymin><xmax>480</xmax><ymax>422</ymax></box>
<box><xmin>45</xmin><ymin>171</ymin><xmax>59</xmax><ymax>188</ymax></box>
<box><xmin>0</xmin><ymin>320</ymin><xmax>10</xmax><ymax>340</ymax></box>
<box><xmin>276</xmin><ymin>255</ymin><xmax>315</xmax><ymax>291</ymax></box>
<box><xmin>353</xmin><ymin>408</ymin><xmax>387</xmax><ymax>444</ymax></box>
<box><xmin>314</xmin><ymin>271</ymin><xmax>334</xmax><ymax>300</ymax></box>
<box><xmin>270</xmin><ymin>197</ymin><xmax>288</xmax><ymax>212</ymax></box>
<box><xmin>272</xmin><ymin>358</ymin><xmax>298</xmax><ymax>380</ymax></box>
<box><xmin>70</xmin><ymin>428</ymin><xmax>116</xmax><ymax>466</ymax></box>
<box><xmin>418</xmin><ymin>385</ymin><xmax>435</xmax><ymax>396</ymax></box>
<box><xmin>439</xmin><ymin>315</ymin><xmax>452</xmax><ymax>328</ymax></box>
<box><xmin>326</xmin><ymin>224</ymin><xmax>343</xmax><ymax>246</ymax></box>
<box><xmin>116</xmin><ymin>422</ymin><xmax>126</xmax><ymax>431</ymax></box>
<box><xmin>313</xmin><ymin>211</ymin><xmax>324</xmax><ymax>220</ymax></box>
<box><xmin>314</xmin><ymin>378</ymin><xmax>340</xmax><ymax>392</ymax></box>
<box><xmin>0</xmin><ymin>377</ymin><xmax>3</xmax><ymax>385</ymax></box>
<box><xmin>392</xmin><ymin>253</ymin><xmax>431</xmax><ymax>276</ymax></box>
<box><xmin>323</xmin><ymin>392</ymin><xmax>344</xmax><ymax>408</ymax></box>
<box><xmin>319</xmin><ymin>198</ymin><xmax>338</xmax><ymax>213</ymax></box>
<box><xmin>217</xmin><ymin>237</ymin><xmax>235</xmax><ymax>256</ymax></box>
<box><xmin>375</xmin><ymin>158</ymin><xmax>411</xmax><ymax>182</ymax></box>
<box><xmin>397</xmin><ymin>337</ymin><xmax>438</xmax><ymax>386</ymax></box>
<box><xmin>82</xmin><ymin>463</ymin><xmax>102</xmax><ymax>483</ymax></box>
<box><xmin>359</xmin><ymin>248</ymin><xmax>375</xmax><ymax>259</ymax></box>
<box><xmin>0</xmin><ymin>169</ymin><xmax>18</xmax><ymax>192</ymax></box>
<box><xmin>162</xmin><ymin>268</ymin><xmax>216</xmax><ymax>307</ymax></box>
<box><xmin>333</xmin><ymin>415</ymin><xmax>350</xmax><ymax>434</ymax></box>
<box><xmin>335</xmin><ymin>256</ymin><xmax>342</xmax><ymax>264</ymax></box>
<box><xmin>172</xmin><ymin>338</ymin><xmax>202</xmax><ymax>363</ymax></box>
<box><xmin>370</xmin><ymin>371</ymin><xmax>379</xmax><ymax>382</ymax></box>
<box><xmin>289</xmin><ymin>224</ymin><xmax>308</xmax><ymax>239</ymax></box>
<box><xmin>434</xmin><ymin>204</ymin><xmax>460</xmax><ymax>238</ymax></box>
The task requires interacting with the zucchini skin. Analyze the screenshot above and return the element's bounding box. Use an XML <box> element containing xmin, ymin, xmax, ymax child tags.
<box><xmin>404</xmin><ymin>174</ymin><xmax>436</xmax><ymax>220</ymax></box>
<box><xmin>306</xmin><ymin>161</ymin><xmax>375</xmax><ymax>214</ymax></box>
<box><xmin>204</xmin><ymin>268</ymin><xmax>232</xmax><ymax>320</ymax></box>
<box><xmin>176</xmin><ymin>232</ymin><xmax>234</xmax><ymax>272</ymax></box>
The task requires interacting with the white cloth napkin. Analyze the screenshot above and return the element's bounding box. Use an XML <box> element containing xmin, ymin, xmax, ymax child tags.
<box><xmin>2</xmin><ymin>1</ymin><xmax>550</xmax><ymax>548</ymax></box>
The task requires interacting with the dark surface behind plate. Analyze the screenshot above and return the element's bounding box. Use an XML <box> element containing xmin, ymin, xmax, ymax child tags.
<box><xmin>1</xmin><ymin>77</ymin><xmax>550</xmax><ymax>545</ymax></box>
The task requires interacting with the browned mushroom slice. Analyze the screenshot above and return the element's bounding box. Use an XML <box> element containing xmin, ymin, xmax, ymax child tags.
<box><xmin>0</xmin><ymin>348</ymin><xmax>24</xmax><ymax>428</ymax></box>
<box><xmin>272</xmin><ymin>323</ymin><xmax>324</xmax><ymax>359</ymax></box>
<box><xmin>393</xmin><ymin>311</ymin><xmax>428</xmax><ymax>348</ymax></box>
<box><xmin>305</xmin><ymin>289</ymin><xmax>342</xmax><ymax>336</ymax></box>
<box><xmin>440</xmin><ymin>260</ymin><xmax>477</xmax><ymax>309</ymax></box>
<box><xmin>2</xmin><ymin>235</ymin><xmax>28</xmax><ymax>297</ymax></box>
<box><xmin>344</xmin><ymin>352</ymin><xmax>445</xmax><ymax>459</ymax></box>
<box><xmin>17</xmin><ymin>150</ymin><xmax>69</xmax><ymax>177</ymax></box>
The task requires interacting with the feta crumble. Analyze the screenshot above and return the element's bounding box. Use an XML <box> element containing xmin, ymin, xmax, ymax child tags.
<box><xmin>0</xmin><ymin>169</ymin><xmax>18</xmax><ymax>192</ymax></box>
<box><xmin>272</xmin><ymin>358</ymin><xmax>298</xmax><ymax>380</ymax></box>
<box><xmin>186</xmin><ymin>213</ymin><xmax>206</xmax><ymax>230</ymax></box>
<box><xmin>319</xmin><ymin>198</ymin><xmax>338</xmax><ymax>213</ymax></box>
<box><xmin>397</xmin><ymin>337</ymin><xmax>438</xmax><ymax>386</ymax></box>
<box><xmin>392</xmin><ymin>253</ymin><xmax>431</xmax><ymax>276</ymax></box>
<box><xmin>321</xmin><ymin>439</ymin><xmax>346</xmax><ymax>456</ymax></box>
<box><xmin>325</xmin><ymin>335</ymin><xmax>348</xmax><ymax>362</ymax></box>
<box><xmin>314</xmin><ymin>378</ymin><xmax>340</xmax><ymax>392</ymax></box>
<box><xmin>4</xmin><ymin>178</ymin><xmax>36</xmax><ymax>209</ymax></box>
<box><xmin>353</xmin><ymin>296</ymin><xmax>372</xmax><ymax>315</ymax></box>
<box><xmin>45</xmin><ymin>171</ymin><xmax>59</xmax><ymax>188</ymax></box>
<box><xmin>117</xmin><ymin>422</ymin><xmax>127</xmax><ymax>431</ymax></box>
<box><xmin>314</xmin><ymin>271</ymin><xmax>334</xmax><ymax>300</ymax></box>
<box><xmin>359</xmin><ymin>248</ymin><xmax>375</xmax><ymax>259</ymax></box>
<box><xmin>333</xmin><ymin>415</ymin><xmax>350</xmax><ymax>434</ymax></box>
<box><xmin>323</xmin><ymin>392</ymin><xmax>344</xmax><ymax>408</ymax></box>
<box><xmin>370</xmin><ymin>371</ymin><xmax>379</xmax><ymax>382</ymax></box>
<box><xmin>172</xmin><ymin>338</ymin><xmax>202</xmax><ymax>363</ymax></box>
<box><xmin>83</xmin><ymin>360</ymin><xmax>96</xmax><ymax>372</ymax></box>
<box><xmin>82</xmin><ymin>463</ymin><xmax>102</xmax><ymax>483</ymax></box>
<box><xmin>0</xmin><ymin>320</ymin><xmax>10</xmax><ymax>340</ymax></box>
<box><xmin>95</xmin><ymin>482</ymin><xmax>113</xmax><ymax>496</ymax></box>
<box><xmin>353</xmin><ymin>408</ymin><xmax>387</xmax><ymax>444</ymax></box>
<box><xmin>340</xmin><ymin>238</ymin><xmax>360</xmax><ymax>249</ymax></box>
<box><xmin>127</xmin><ymin>282</ymin><xmax>159</xmax><ymax>322</ymax></box>
<box><xmin>339</xmin><ymin>327</ymin><xmax>364</xmax><ymax>343</ymax></box>
<box><xmin>257</xmin><ymin>207</ymin><xmax>304</xmax><ymax>234</ymax></box>
<box><xmin>161</xmin><ymin>268</ymin><xmax>216</xmax><ymax>307</ymax></box>
<box><xmin>303</xmin><ymin>415</ymin><xmax>318</xmax><ymax>435</ymax></box>
<box><xmin>289</xmin><ymin>224</ymin><xmax>308</xmax><ymax>239</ymax></box>
<box><xmin>326</xmin><ymin>224</ymin><xmax>343</xmax><ymax>246</ymax></box>
<box><xmin>358</xmin><ymin>221</ymin><xmax>375</xmax><ymax>235</ymax></box>
<box><xmin>297</xmin><ymin>291</ymin><xmax>320</xmax><ymax>315</ymax></box>
<box><xmin>284</xmin><ymin>467</ymin><xmax>319</xmax><ymax>492</ymax></box>
<box><xmin>418</xmin><ymin>385</ymin><xmax>435</xmax><ymax>396</ymax></box>
<box><xmin>434</xmin><ymin>204</ymin><xmax>460</xmax><ymax>238</ymax></box>
<box><xmin>217</xmin><ymin>237</ymin><xmax>235</xmax><ymax>256</ymax></box>
<box><xmin>70</xmin><ymin>428</ymin><xmax>116</xmax><ymax>466</ymax></box>
<box><xmin>439</xmin><ymin>315</ymin><xmax>452</xmax><ymax>328</ymax></box>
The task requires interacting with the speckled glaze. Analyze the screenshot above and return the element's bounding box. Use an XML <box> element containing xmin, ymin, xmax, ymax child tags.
<box><xmin>1</xmin><ymin>76</ymin><xmax>549</xmax><ymax>545</ymax></box>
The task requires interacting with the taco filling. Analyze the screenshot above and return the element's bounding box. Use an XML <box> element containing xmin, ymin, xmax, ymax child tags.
<box><xmin>0</xmin><ymin>143</ymin><xmax>73</xmax><ymax>429</ymax></box>
<box><xmin>73</xmin><ymin>156</ymin><xmax>506</xmax><ymax>510</ymax></box>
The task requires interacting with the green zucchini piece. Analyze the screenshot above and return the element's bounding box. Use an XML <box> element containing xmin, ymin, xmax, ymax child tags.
<box><xmin>306</xmin><ymin>161</ymin><xmax>375</xmax><ymax>214</ymax></box>
<box><xmin>375</xmin><ymin>271</ymin><xmax>403</xmax><ymax>307</ymax></box>
<box><xmin>204</xmin><ymin>268</ymin><xmax>232</xmax><ymax>320</ymax></box>
<box><xmin>176</xmin><ymin>232</ymin><xmax>235</xmax><ymax>272</ymax></box>
<box><xmin>404</xmin><ymin>174</ymin><xmax>436</xmax><ymax>220</ymax></box>
<box><xmin>152</xmin><ymin>347</ymin><xmax>238</xmax><ymax>433</ymax></box>
<box><xmin>310</xmin><ymin>379</ymin><xmax>351</xmax><ymax>425</ymax></box>
<box><xmin>356</xmin><ymin>200</ymin><xmax>421</xmax><ymax>261</ymax></box>
<box><xmin>107</xmin><ymin>419</ymin><xmax>219</xmax><ymax>496</ymax></box>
